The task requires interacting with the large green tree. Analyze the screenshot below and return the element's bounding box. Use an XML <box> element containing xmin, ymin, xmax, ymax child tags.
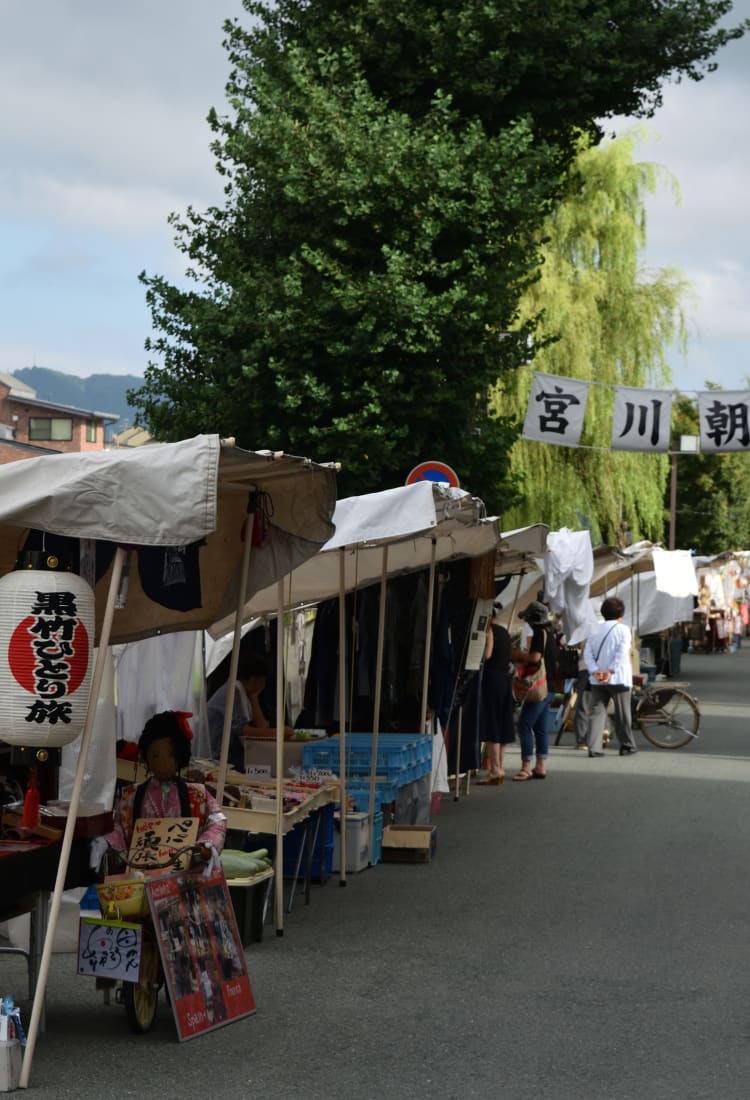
<box><xmin>669</xmin><ymin>394</ymin><xmax>750</xmax><ymax>553</ymax></box>
<box><xmin>495</xmin><ymin>130</ymin><xmax>691</xmax><ymax>544</ymax></box>
<box><xmin>130</xmin><ymin>1</ymin><xmax>747</xmax><ymax>506</ymax></box>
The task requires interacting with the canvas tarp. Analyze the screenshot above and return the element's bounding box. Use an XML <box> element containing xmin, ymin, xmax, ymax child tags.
<box><xmin>0</xmin><ymin>434</ymin><xmax>338</xmax><ymax>644</ymax></box>
<box><xmin>208</xmin><ymin>480</ymin><xmax>501</xmax><ymax>635</ymax></box>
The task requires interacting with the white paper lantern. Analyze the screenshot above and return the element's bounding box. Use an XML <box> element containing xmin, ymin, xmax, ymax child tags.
<box><xmin>0</xmin><ymin>569</ymin><xmax>95</xmax><ymax>747</ymax></box>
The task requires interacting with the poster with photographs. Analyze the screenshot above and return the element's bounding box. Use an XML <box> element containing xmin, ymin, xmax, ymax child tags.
<box><xmin>147</xmin><ymin>867</ymin><xmax>256</xmax><ymax>1041</ymax></box>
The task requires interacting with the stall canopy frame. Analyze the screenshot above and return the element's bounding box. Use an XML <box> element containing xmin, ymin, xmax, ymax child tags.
<box><xmin>0</xmin><ymin>434</ymin><xmax>338</xmax><ymax>1089</ymax></box>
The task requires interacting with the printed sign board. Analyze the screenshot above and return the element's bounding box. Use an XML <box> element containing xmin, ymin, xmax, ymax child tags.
<box><xmin>147</xmin><ymin>867</ymin><xmax>256</xmax><ymax>1041</ymax></box>
<box><xmin>127</xmin><ymin>816</ymin><xmax>199</xmax><ymax>871</ymax></box>
<box><xmin>464</xmin><ymin>598</ymin><xmax>494</xmax><ymax>671</ymax></box>
<box><xmin>77</xmin><ymin>918</ymin><xmax>143</xmax><ymax>982</ymax></box>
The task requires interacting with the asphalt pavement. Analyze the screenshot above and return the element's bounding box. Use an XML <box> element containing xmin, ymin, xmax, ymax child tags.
<box><xmin>3</xmin><ymin>643</ymin><xmax>750</xmax><ymax>1099</ymax></box>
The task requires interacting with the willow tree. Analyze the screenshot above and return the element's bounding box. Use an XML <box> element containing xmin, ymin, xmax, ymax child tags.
<box><xmin>493</xmin><ymin>131</ymin><xmax>692</xmax><ymax>544</ymax></box>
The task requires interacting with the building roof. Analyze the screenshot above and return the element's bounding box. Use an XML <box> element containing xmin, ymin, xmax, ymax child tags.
<box><xmin>7</xmin><ymin>392</ymin><xmax>119</xmax><ymax>422</ymax></box>
<box><xmin>0</xmin><ymin>371</ymin><xmax>36</xmax><ymax>398</ymax></box>
<box><xmin>110</xmin><ymin>426</ymin><xmax>154</xmax><ymax>447</ymax></box>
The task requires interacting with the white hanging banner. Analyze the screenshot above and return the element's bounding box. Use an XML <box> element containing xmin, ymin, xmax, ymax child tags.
<box><xmin>698</xmin><ymin>392</ymin><xmax>750</xmax><ymax>452</ymax></box>
<box><xmin>611</xmin><ymin>386</ymin><xmax>673</xmax><ymax>452</ymax></box>
<box><xmin>522</xmin><ymin>371</ymin><xmax>589</xmax><ymax>447</ymax></box>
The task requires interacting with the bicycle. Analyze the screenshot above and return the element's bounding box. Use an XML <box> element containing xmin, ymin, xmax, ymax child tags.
<box><xmin>630</xmin><ymin>677</ymin><xmax>701</xmax><ymax>749</ymax></box>
<box><xmin>554</xmin><ymin>675</ymin><xmax>700</xmax><ymax>750</ymax></box>
<box><xmin>96</xmin><ymin>842</ymin><xmax>206</xmax><ymax>1034</ymax></box>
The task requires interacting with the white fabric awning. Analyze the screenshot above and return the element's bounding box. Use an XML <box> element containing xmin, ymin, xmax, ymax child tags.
<box><xmin>0</xmin><ymin>435</ymin><xmax>338</xmax><ymax>644</ymax></box>
<box><xmin>208</xmin><ymin>481</ymin><xmax>501</xmax><ymax>635</ymax></box>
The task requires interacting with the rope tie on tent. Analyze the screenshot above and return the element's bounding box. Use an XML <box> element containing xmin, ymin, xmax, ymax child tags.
<box><xmin>243</xmin><ymin>488</ymin><xmax>274</xmax><ymax>548</ymax></box>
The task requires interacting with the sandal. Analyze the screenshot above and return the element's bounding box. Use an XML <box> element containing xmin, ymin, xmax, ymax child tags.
<box><xmin>512</xmin><ymin>769</ymin><xmax>533</xmax><ymax>782</ymax></box>
<box><xmin>531</xmin><ymin>768</ymin><xmax>546</xmax><ymax>779</ymax></box>
<box><xmin>478</xmin><ymin>773</ymin><xmax>505</xmax><ymax>786</ymax></box>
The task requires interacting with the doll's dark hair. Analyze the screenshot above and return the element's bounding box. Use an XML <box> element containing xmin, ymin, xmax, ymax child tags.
<box><xmin>138</xmin><ymin>710</ymin><xmax>192</xmax><ymax>771</ymax></box>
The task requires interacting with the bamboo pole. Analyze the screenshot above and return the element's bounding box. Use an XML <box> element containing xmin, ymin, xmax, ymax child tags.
<box><xmin>20</xmin><ymin>546</ymin><xmax>126</xmax><ymax>1089</ymax></box>
<box><xmin>367</xmin><ymin>545</ymin><xmax>388</xmax><ymax>862</ymax></box>
<box><xmin>338</xmin><ymin>550</ymin><xmax>347</xmax><ymax>885</ymax></box>
<box><xmin>274</xmin><ymin>578</ymin><xmax>285</xmax><ymax>934</ymax></box>
<box><xmin>419</xmin><ymin>539</ymin><xmax>437</xmax><ymax>734</ymax></box>
<box><xmin>214</xmin><ymin>507</ymin><xmax>255</xmax><ymax>807</ymax></box>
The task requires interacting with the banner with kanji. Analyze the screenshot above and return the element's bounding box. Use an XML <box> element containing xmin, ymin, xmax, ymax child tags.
<box><xmin>611</xmin><ymin>387</ymin><xmax>673</xmax><ymax>452</ymax></box>
<box><xmin>521</xmin><ymin>372</ymin><xmax>750</xmax><ymax>454</ymax></box>
<box><xmin>522</xmin><ymin>371</ymin><xmax>590</xmax><ymax>447</ymax></box>
<box><xmin>698</xmin><ymin>392</ymin><xmax>750</xmax><ymax>453</ymax></box>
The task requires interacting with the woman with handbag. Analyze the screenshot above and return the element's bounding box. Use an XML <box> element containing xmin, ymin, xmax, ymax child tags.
<box><xmin>512</xmin><ymin>600</ymin><xmax>557</xmax><ymax>781</ymax></box>
<box><xmin>477</xmin><ymin>599</ymin><xmax>515</xmax><ymax>785</ymax></box>
<box><xmin>583</xmin><ymin>597</ymin><xmax>638</xmax><ymax>757</ymax></box>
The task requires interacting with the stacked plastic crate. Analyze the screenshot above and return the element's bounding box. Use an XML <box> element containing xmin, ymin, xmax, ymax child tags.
<box><xmin>302</xmin><ymin>733</ymin><xmax>432</xmax><ymax>812</ymax></box>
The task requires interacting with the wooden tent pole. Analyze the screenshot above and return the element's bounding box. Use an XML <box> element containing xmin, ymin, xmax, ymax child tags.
<box><xmin>20</xmin><ymin>546</ymin><xmax>126</xmax><ymax>1089</ymax></box>
<box><xmin>274</xmin><ymin>578</ymin><xmax>285</xmax><ymax>934</ymax></box>
<box><xmin>367</xmin><ymin>545</ymin><xmax>388</xmax><ymax>863</ymax></box>
<box><xmin>338</xmin><ymin>550</ymin><xmax>347</xmax><ymax>885</ymax></box>
<box><xmin>419</xmin><ymin>539</ymin><xmax>437</xmax><ymax>734</ymax></box>
<box><xmin>215</xmin><ymin>508</ymin><xmax>255</xmax><ymax>807</ymax></box>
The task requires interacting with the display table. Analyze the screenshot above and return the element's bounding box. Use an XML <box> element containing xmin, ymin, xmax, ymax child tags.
<box><xmin>223</xmin><ymin>782</ymin><xmax>339</xmax><ymax>914</ymax></box>
<box><xmin>0</xmin><ymin>834</ymin><xmax>94</xmax><ymax>1012</ymax></box>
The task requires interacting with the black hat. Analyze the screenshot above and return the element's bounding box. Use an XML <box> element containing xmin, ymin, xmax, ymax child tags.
<box><xmin>519</xmin><ymin>600</ymin><xmax>550</xmax><ymax>625</ymax></box>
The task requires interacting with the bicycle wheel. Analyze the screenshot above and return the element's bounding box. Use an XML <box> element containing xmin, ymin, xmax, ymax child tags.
<box><xmin>123</xmin><ymin>939</ymin><xmax>160</xmax><ymax>1034</ymax></box>
<box><xmin>636</xmin><ymin>687</ymin><xmax>700</xmax><ymax>749</ymax></box>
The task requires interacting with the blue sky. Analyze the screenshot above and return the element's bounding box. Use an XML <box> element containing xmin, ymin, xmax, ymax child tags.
<box><xmin>1</xmin><ymin>0</ymin><xmax>748</xmax><ymax>394</ymax></box>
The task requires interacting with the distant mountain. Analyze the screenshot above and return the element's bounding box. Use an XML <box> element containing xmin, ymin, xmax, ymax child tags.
<box><xmin>13</xmin><ymin>367</ymin><xmax>144</xmax><ymax>437</ymax></box>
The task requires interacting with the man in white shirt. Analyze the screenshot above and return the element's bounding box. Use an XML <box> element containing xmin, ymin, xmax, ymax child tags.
<box><xmin>583</xmin><ymin>597</ymin><xmax>637</xmax><ymax>758</ymax></box>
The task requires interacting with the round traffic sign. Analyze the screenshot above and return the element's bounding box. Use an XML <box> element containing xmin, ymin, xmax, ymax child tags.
<box><xmin>405</xmin><ymin>461</ymin><xmax>460</xmax><ymax>488</ymax></box>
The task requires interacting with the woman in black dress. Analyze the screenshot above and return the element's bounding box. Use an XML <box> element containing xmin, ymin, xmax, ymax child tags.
<box><xmin>478</xmin><ymin>599</ymin><xmax>516</xmax><ymax>785</ymax></box>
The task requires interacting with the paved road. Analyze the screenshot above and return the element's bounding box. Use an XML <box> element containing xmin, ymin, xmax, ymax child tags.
<box><xmin>4</xmin><ymin>645</ymin><xmax>750</xmax><ymax>1098</ymax></box>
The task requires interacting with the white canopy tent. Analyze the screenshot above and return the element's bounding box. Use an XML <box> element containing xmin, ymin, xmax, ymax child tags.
<box><xmin>208</xmin><ymin>481</ymin><xmax>500</xmax><ymax>632</ymax></box>
<box><xmin>213</xmin><ymin>481</ymin><xmax>502</xmax><ymax>859</ymax></box>
<box><xmin>0</xmin><ymin>435</ymin><xmax>337</xmax><ymax>1089</ymax></box>
<box><xmin>592</xmin><ymin>571</ymin><xmax>696</xmax><ymax>636</ymax></box>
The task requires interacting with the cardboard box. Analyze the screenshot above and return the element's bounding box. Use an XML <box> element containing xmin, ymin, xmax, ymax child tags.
<box><xmin>243</xmin><ymin>740</ymin><xmax>305</xmax><ymax>777</ymax></box>
<box><xmin>381</xmin><ymin>824</ymin><xmax>437</xmax><ymax>863</ymax></box>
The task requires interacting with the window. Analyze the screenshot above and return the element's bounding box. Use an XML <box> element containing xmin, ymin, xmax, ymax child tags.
<box><xmin>28</xmin><ymin>417</ymin><xmax>73</xmax><ymax>441</ymax></box>
<box><xmin>86</xmin><ymin>420</ymin><xmax>97</xmax><ymax>443</ymax></box>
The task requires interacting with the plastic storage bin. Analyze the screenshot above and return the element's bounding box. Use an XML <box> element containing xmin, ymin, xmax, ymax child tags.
<box><xmin>332</xmin><ymin>811</ymin><xmax>383</xmax><ymax>872</ymax></box>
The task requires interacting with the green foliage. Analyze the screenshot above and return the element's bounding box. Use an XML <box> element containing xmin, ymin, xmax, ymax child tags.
<box><xmin>130</xmin><ymin>1</ymin><xmax>747</xmax><ymax>507</ymax></box>
<box><xmin>492</xmin><ymin>132</ymin><xmax>691</xmax><ymax>544</ymax></box>
<box><xmin>669</xmin><ymin>396</ymin><xmax>750</xmax><ymax>554</ymax></box>
<box><xmin>244</xmin><ymin>1</ymin><xmax>747</xmax><ymax>139</ymax></box>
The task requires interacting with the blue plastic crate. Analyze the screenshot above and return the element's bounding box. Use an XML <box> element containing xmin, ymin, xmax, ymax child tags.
<box><xmin>302</xmin><ymin>734</ymin><xmax>432</xmax><ymax>783</ymax></box>
<box><xmin>345</xmin><ymin>777</ymin><xmax>399</xmax><ymax>813</ymax></box>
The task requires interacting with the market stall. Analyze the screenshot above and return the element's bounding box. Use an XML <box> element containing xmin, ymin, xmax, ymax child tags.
<box><xmin>216</xmin><ymin>481</ymin><xmax>502</xmax><ymax>860</ymax></box>
<box><xmin>0</xmin><ymin>434</ymin><xmax>337</xmax><ymax>1087</ymax></box>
